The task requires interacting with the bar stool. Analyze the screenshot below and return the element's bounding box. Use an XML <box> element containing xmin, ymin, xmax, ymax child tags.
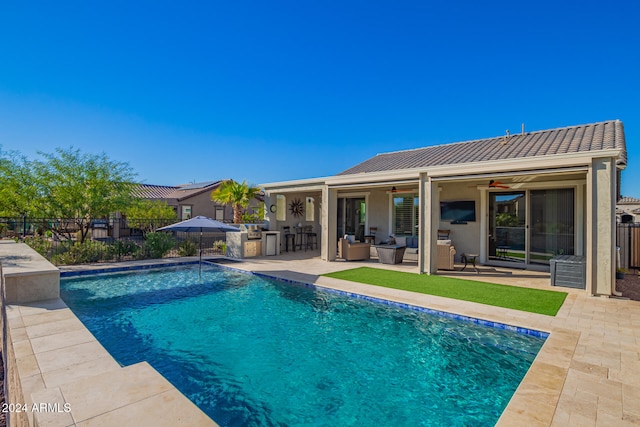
<box><xmin>283</xmin><ymin>226</ymin><xmax>296</xmax><ymax>252</ymax></box>
<box><xmin>304</xmin><ymin>225</ymin><xmax>318</xmax><ymax>250</ymax></box>
<box><xmin>364</xmin><ymin>226</ymin><xmax>377</xmax><ymax>244</ymax></box>
<box><xmin>294</xmin><ymin>226</ymin><xmax>305</xmax><ymax>251</ymax></box>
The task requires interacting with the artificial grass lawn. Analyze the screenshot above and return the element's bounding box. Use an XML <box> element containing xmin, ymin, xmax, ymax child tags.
<box><xmin>322</xmin><ymin>267</ymin><xmax>567</xmax><ymax>316</ymax></box>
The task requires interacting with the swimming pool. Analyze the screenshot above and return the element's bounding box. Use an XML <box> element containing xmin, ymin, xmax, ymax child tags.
<box><xmin>61</xmin><ymin>264</ymin><xmax>546</xmax><ymax>426</ymax></box>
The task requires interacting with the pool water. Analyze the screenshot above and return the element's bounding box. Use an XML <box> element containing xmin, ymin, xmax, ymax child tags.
<box><xmin>61</xmin><ymin>265</ymin><xmax>545</xmax><ymax>427</ymax></box>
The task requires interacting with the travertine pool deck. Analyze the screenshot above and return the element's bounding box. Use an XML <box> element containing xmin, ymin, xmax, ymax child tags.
<box><xmin>34</xmin><ymin>253</ymin><xmax>640</xmax><ymax>426</ymax></box>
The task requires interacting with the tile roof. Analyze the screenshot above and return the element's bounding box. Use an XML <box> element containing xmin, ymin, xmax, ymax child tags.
<box><xmin>131</xmin><ymin>184</ymin><xmax>179</xmax><ymax>199</ymax></box>
<box><xmin>167</xmin><ymin>180</ymin><xmax>224</xmax><ymax>200</ymax></box>
<box><xmin>131</xmin><ymin>180</ymin><xmax>225</xmax><ymax>201</ymax></box>
<box><xmin>339</xmin><ymin>120</ymin><xmax>627</xmax><ymax>175</ymax></box>
<box><xmin>618</xmin><ymin>196</ymin><xmax>640</xmax><ymax>204</ymax></box>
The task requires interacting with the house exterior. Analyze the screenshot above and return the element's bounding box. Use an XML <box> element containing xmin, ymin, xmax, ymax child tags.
<box><xmin>261</xmin><ymin>120</ymin><xmax>628</xmax><ymax>296</ymax></box>
<box><xmin>617</xmin><ymin>196</ymin><xmax>640</xmax><ymax>223</ymax></box>
<box><xmin>132</xmin><ymin>180</ymin><xmax>233</xmax><ymax>221</ymax></box>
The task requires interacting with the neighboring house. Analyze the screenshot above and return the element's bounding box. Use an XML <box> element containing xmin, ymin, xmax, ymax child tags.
<box><xmin>112</xmin><ymin>180</ymin><xmax>264</xmax><ymax>238</ymax></box>
<box><xmin>261</xmin><ymin>120</ymin><xmax>627</xmax><ymax>296</ymax></box>
<box><xmin>617</xmin><ymin>196</ymin><xmax>640</xmax><ymax>223</ymax></box>
<box><xmin>132</xmin><ymin>180</ymin><xmax>233</xmax><ymax>221</ymax></box>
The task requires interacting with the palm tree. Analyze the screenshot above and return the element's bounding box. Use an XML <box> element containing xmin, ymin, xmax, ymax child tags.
<box><xmin>211</xmin><ymin>180</ymin><xmax>262</xmax><ymax>224</ymax></box>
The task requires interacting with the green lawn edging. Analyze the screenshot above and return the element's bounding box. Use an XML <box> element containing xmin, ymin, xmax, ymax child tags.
<box><xmin>322</xmin><ymin>267</ymin><xmax>567</xmax><ymax>316</ymax></box>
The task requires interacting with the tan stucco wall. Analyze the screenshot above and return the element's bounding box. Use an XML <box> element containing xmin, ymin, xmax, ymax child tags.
<box><xmin>176</xmin><ymin>190</ymin><xmax>233</xmax><ymax>220</ymax></box>
<box><xmin>265</xmin><ymin>191</ymin><xmax>322</xmax><ymax>248</ymax></box>
<box><xmin>366</xmin><ymin>189</ymin><xmax>391</xmax><ymax>242</ymax></box>
<box><xmin>591</xmin><ymin>157</ymin><xmax>616</xmax><ymax>295</ymax></box>
<box><xmin>438</xmin><ymin>182</ymin><xmax>482</xmax><ymax>260</ymax></box>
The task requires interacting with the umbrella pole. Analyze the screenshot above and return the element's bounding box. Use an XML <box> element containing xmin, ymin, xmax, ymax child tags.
<box><xmin>199</xmin><ymin>229</ymin><xmax>203</xmax><ymax>278</ymax></box>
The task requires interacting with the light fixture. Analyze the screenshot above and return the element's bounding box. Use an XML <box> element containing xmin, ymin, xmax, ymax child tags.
<box><xmin>391</xmin><ymin>186</ymin><xmax>397</xmax><ymax>193</ymax></box>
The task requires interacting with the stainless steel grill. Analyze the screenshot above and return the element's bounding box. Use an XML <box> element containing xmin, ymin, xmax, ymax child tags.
<box><xmin>240</xmin><ymin>224</ymin><xmax>262</xmax><ymax>240</ymax></box>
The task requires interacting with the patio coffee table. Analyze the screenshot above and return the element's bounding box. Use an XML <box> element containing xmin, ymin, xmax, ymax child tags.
<box><xmin>461</xmin><ymin>253</ymin><xmax>479</xmax><ymax>273</ymax></box>
<box><xmin>375</xmin><ymin>245</ymin><xmax>406</xmax><ymax>265</ymax></box>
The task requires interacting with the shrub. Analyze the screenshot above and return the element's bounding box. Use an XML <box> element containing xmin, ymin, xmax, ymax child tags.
<box><xmin>23</xmin><ymin>235</ymin><xmax>53</xmax><ymax>258</ymax></box>
<box><xmin>52</xmin><ymin>240</ymin><xmax>108</xmax><ymax>265</ymax></box>
<box><xmin>178</xmin><ymin>239</ymin><xmax>198</xmax><ymax>256</ymax></box>
<box><xmin>140</xmin><ymin>232</ymin><xmax>175</xmax><ymax>259</ymax></box>
<box><xmin>108</xmin><ymin>239</ymin><xmax>140</xmax><ymax>261</ymax></box>
<box><xmin>213</xmin><ymin>240</ymin><xmax>227</xmax><ymax>254</ymax></box>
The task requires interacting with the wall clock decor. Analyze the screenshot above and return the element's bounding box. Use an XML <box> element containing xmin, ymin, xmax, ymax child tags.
<box><xmin>289</xmin><ymin>198</ymin><xmax>304</xmax><ymax>217</ymax></box>
<box><xmin>270</xmin><ymin>204</ymin><xmax>277</xmax><ymax>213</ymax></box>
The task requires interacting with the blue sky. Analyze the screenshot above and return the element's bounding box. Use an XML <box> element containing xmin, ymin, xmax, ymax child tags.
<box><xmin>1</xmin><ymin>1</ymin><xmax>639</xmax><ymax>195</ymax></box>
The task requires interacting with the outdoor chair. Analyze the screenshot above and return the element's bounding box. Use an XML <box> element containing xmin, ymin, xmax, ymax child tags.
<box><xmin>364</xmin><ymin>226</ymin><xmax>377</xmax><ymax>244</ymax></box>
<box><xmin>338</xmin><ymin>236</ymin><xmax>371</xmax><ymax>261</ymax></box>
<box><xmin>304</xmin><ymin>225</ymin><xmax>318</xmax><ymax>250</ymax></box>
<box><xmin>437</xmin><ymin>240</ymin><xmax>456</xmax><ymax>270</ymax></box>
<box><xmin>282</xmin><ymin>226</ymin><xmax>296</xmax><ymax>252</ymax></box>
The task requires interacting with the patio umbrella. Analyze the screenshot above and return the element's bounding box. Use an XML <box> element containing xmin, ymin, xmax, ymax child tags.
<box><xmin>157</xmin><ymin>216</ymin><xmax>239</xmax><ymax>276</ymax></box>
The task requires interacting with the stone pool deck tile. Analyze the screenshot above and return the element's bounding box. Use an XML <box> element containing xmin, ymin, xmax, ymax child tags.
<box><xmin>52</xmin><ymin>362</ymin><xmax>216</xmax><ymax>426</ymax></box>
<box><xmin>41</xmin><ymin>355</ymin><xmax>121</xmax><ymax>389</ymax></box>
<box><xmin>31</xmin><ymin>387</ymin><xmax>75</xmax><ymax>427</ymax></box>
<box><xmin>75</xmin><ymin>388</ymin><xmax>217</xmax><ymax>427</ymax></box>
<box><xmin>30</xmin><ymin>328</ymin><xmax>97</xmax><ymax>354</ymax></box>
<box><xmin>57</xmin><ymin>362</ymin><xmax>175</xmax><ymax>423</ymax></box>
<box><xmin>25</xmin><ymin>316</ymin><xmax>87</xmax><ymax>340</ymax></box>
<box><xmin>35</xmin><ymin>341</ymin><xmax>112</xmax><ymax>374</ymax></box>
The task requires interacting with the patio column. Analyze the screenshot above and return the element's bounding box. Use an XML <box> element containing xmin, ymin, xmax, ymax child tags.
<box><xmin>264</xmin><ymin>193</ymin><xmax>276</xmax><ymax>231</ymax></box>
<box><xmin>587</xmin><ymin>157</ymin><xmax>616</xmax><ymax>296</ymax></box>
<box><xmin>419</xmin><ymin>175</ymin><xmax>438</xmax><ymax>274</ymax></box>
<box><xmin>321</xmin><ymin>185</ymin><xmax>338</xmax><ymax>261</ymax></box>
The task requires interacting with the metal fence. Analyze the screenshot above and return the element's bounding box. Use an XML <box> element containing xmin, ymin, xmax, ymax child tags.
<box><xmin>0</xmin><ymin>216</ymin><xmax>239</xmax><ymax>265</ymax></box>
<box><xmin>616</xmin><ymin>222</ymin><xmax>640</xmax><ymax>270</ymax></box>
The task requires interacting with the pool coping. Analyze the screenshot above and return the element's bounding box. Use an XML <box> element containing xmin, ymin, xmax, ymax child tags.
<box><xmin>60</xmin><ymin>259</ymin><xmax>578</xmax><ymax>426</ymax></box>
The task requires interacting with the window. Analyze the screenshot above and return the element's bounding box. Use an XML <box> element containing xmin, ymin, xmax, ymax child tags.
<box><xmin>215</xmin><ymin>206</ymin><xmax>224</xmax><ymax>221</ymax></box>
<box><xmin>393</xmin><ymin>195</ymin><xmax>419</xmax><ymax>236</ymax></box>
<box><xmin>181</xmin><ymin>205</ymin><xmax>192</xmax><ymax>219</ymax></box>
<box><xmin>306</xmin><ymin>197</ymin><xmax>315</xmax><ymax>222</ymax></box>
<box><xmin>276</xmin><ymin>195</ymin><xmax>286</xmax><ymax>221</ymax></box>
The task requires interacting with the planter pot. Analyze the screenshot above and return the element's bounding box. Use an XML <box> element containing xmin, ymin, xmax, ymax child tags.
<box><xmin>616</xmin><ymin>272</ymin><xmax>625</xmax><ymax>280</ymax></box>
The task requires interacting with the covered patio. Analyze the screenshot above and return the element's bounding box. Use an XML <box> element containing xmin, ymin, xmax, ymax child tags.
<box><xmin>262</xmin><ymin>120</ymin><xmax>627</xmax><ymax>296</ymax></box>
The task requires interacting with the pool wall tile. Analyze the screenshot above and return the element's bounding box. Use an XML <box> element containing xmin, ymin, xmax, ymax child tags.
<box><xmin>60</xmin><ymin>260</ymin><xmax>200</xmax><ymax>278</ymax></box>
<box><xmin>65</xmin><ymin>260</ymin><xmax>548</xmax><ymax>340</ymax></box>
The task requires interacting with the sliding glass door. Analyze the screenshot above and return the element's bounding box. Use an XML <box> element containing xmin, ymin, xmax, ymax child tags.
<box><xmin>489</xmin><ymin>192</ymin><xmax>527</xmax><ymax>264</ymax></box>
<box><xmin>337</xmin><ymin>197</ymin><xmax>366</xmax><ymax>241</ymax></box>
<box><xmin>488</xmin><ymin>188</ymin><xmax>575</xmax><ymax>266</ymax></box>
<box><xmin>529</xmin><ymin>189</ymin><xmax>574</xmax><ymax>264</ymax></box>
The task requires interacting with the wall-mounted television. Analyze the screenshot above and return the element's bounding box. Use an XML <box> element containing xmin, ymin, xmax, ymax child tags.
<box><xmin>440</xmin><ymin>200</ymin><xmax>476</xmax><ymax>222</ymax></box>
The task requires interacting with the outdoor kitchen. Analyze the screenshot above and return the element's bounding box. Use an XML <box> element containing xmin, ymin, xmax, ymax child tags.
<box><xmin>226</xmin><ymin>224</ymin><xmax>281</xmax><ymax>259</ymax></box>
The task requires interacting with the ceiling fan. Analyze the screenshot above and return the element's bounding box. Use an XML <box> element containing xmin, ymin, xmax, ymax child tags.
<box><xmin>488</xmin><ymin>180</ymin><xmax>510</xmax><ymax>189</ymax></box>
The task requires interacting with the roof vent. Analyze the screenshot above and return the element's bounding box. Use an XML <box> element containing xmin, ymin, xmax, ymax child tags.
<box><xmin>502</xmin><ymin>129</ymin><xmax>511</xmax><ymax>145</ymax></box>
